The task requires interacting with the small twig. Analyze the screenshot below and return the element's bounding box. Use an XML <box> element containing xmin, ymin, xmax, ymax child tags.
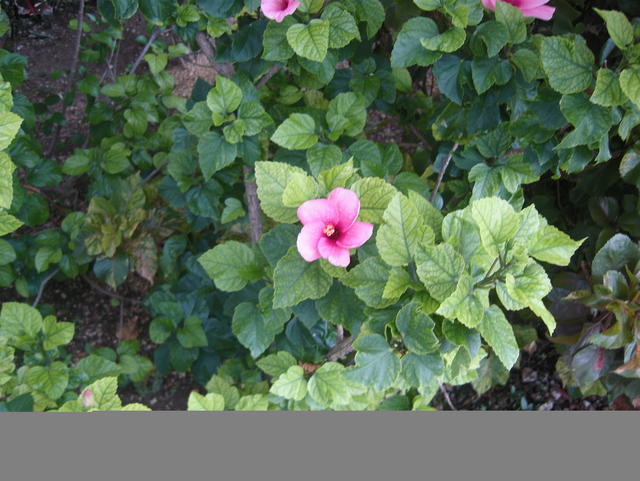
<box><xmin>326</xmin><ymin>336</ymin><xmax>354</xmax><ymax>362</ymax></box>
<box><xmin>256</xmin><ymin>64</ymin><xmax>281</xmax><ymax>89</ymax></box>
<box><xmin>243</xmin><ymin>166</ymin><xmax>263</xmax><ymax>244</ymax></box>
<box><xmin>143</xmin><ymin>161</ymin><xmax>169</xmax><ymax>184</ymax></box>
<box><xmin>129</xmin><ymin>27</ymin><xmax>160</xmax><ymax>75</ymax></box>
<box><xmin>195</xmin><ymin>32</ymin><xmax>235</xmax><ymax>78</ymax></box>
<box><xmin>46</xmin><ymin>0</ymin><xmax>85</xmax><ymax>156</ymax></box>
<box><xmin>336</xmin><ymin>325</ymin><xmax>344</xmax><ymax>343</ymax></box>
<box><xmin>429</xmin><ymin>142</ymin><xmax>459</xmax><ymax>205</ymax></box>
<box><xmin>439</xmin><ymin>383</ymin><xmax>457</xmax><ymax>411</ymax></box>
<box><xmin>32</xmin><ymin>268</ymin><xmax>61</xmax><ymax>308</ymax></box>
<box><xmin>81</xmin><ymin>274</ymin><xmax>140</xmax><ymax>304</ymax></box>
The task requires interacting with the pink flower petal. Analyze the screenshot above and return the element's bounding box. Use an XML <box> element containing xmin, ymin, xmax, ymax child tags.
<box><xmin>327</xmin><ymin>188</ymin><xmax>360</xmax><ymax>231</ymax></box>
<box><xmin>520</xmin><ymin>5</ymin><xmax>555</xmax><ymax>20</ymax></box>
<box><xmin>336</xmin><ymin>222</ymin><xmax>374</xmax><ymax>249</ymax></box>
<box><xmin>296</xmin><ymin>222</ymin><xmax>325</xmax><ymax>262</ymax></box>
<box><xmin>518</xmin><ymin>0</ymin><xmax>552</xmax><ymax>8</ymax></box>
<box><xmin>317</xmin><ymin>237</ymin><xmax>351</xmax><ymax>267</ymax></box>
<box><xmin>261</xmin><ymin>0</ymin><xmax>300</xmax><ymax>22</ymax></box>
<box><xmin>481</xmin><ymin>0</ymin><xmax>496</xmax><ymax>9</ymax></box>
<box><xmin>297</xmin><ymin>198</ymin><xmax>338</xmax><ymax>226</ymax></box>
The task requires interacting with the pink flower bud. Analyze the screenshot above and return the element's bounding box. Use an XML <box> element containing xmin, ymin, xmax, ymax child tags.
<box><xmin>81</xmin><ymin>388</ymin><xmax>95</xmax><ymax>409</ymax></box>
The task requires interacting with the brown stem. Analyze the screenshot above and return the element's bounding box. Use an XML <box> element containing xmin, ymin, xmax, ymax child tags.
<box><xmin>243</xmin><ymin>166</ymin><xmax>263</xmax><ymax>245</ymax></box>
<box><xmin>439</xmin><ymin>383</ymin><xmax>457</xmax><ymax>411</ymax></box>
<box><xmin>429</xmin><ymin>142</ymin><xmax>459</xmax><ymax>205</ymax></box>
<box><xmin>46</xmin><ymin>0</ymin><xmax>85</xmax><ymax>156</ymax></box>
<box><xmin>129</xmin><ymin>28</ymin><xmax>160</xmax><ymax>75</ymax></box>
<box><xmin>81</xmin><ymin>274</ymin><xmax>140</xmax><ymax>304</ymax></box>
<box><xmin>326</xmin><ymin>336</ymin><xmax>354</xmax><ymax>362</ymax></box>
<box><xmin>32</xmin><ymin>268</ymin><xmax>61</xmax><ymax>308</ymax></box>
<box><xmin>256</xmin><ymin>65</ymin><xmax>281</xmax><ymax>89</ymax></box>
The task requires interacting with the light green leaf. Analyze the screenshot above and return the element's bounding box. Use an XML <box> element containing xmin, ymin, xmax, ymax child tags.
<box><xmin>478</xmin><ymin>305</ymin><xmax>519</xmax><ymax>370</ymax></box>
<box><xmin>286</xmin><ymin>20</ymin><xmax>330</xmax><ymax>62</ymax></box>
<box><xmin>206</xmin><ymin>76</ymin><xmax>243</xmax><ymax>126</ymax></box>
<box><xmin>421</xmin><ymin>27</ymin><xmax>466</xmax><ymax>53</ymax></box>
<box><xmin>495</xmin><ymin>1</ymin><xmax>526</xmax><ymax>44</ymax></box>
<box><xmin>238</xmin><ymin>101</ymin><xmax>273</xmax><ymax>136</ymax></box>
<box><xmin>341</xmin><ymin>257</ymin><xmax>399</xmax><ymax>308</ymax></box>
<box><xmin>529</xmin><ymin>225</ymin><xmax>583</xmax><ymax>266</ymax></box>
<box><xmin>382</xmin><ymin>267</ymin><xmax>413</xmax><ymax>300</ymax></box>
<box><xmin>262</xmin><ymin>16</ymin><xmax>296</xmax><ymax>62</ymax></box>
<box><xmin>540</xmin><ymin>36</ymin><xmax>594</xmax><ymax>94</ymax></box>
<box><xmin>255</xmin><ymin>161</ymin><xmax>310</xmax><ymax>223</ymax></box>
<box><xmin>306</xmin><ymin>143</ymin><xmax>343</xmax><ymax>176</ymax></box>
<box><xmin>595</xmin><ymin>8</ymin><xmax>633</xmax><ymax>50</ymax></box>
<box><xmin>470</xmin><ymin>197</ymin><xmax>518</xmax><ymax>257</ymax></box>
<box><xmin>273</xmin><ymin>248</ymin><xmax>333</xmax><ymax>309</ymax></box>
<box><xmin>187</xmin><ymin>392</ymin><xmax>224</xmax><ymax>411</ymax></box>
<box><xmin>590</xmin><ymin>68</ymin><xmax>628</xmax><ymax>107</ymax></box>
<box><xmin>235</xmin><ymin>394</ymin><xmax>270</xmax><ymax>411</ymax></box>
<box><xmin>326</xmin><ymin>92</ymin><xmax>367</xmax><ymax>140</ymax></box>
<box><xmin>0</xmin><ymin>239</ymin><xmax>16</xmax><ymax>266</ymax></box>
<box><xmin>436</xmin><ymin>274</ymin><xmax>487</xmax><ymax>328</ymax></box>
<box><xmin>0</xmin><ymin>111</ymin><xmax>22</xmax><ymax>150</ymax></box>
<box><xmin>271</xmin><ymin>365</ymin><xmax>307</xmax><ymax>401</ymax></box>
<box><xmin>351</xmin><ymin>177</ymin><xmax>398</xmax><ymax>224</ymax></box>
<box><xmin>307</xmin><ymin>362</ymin><xmax>351</xmax><ymax>407</ymax></box>
<box><xmin>0</xmin><ymin>152</ymin><xmax>15</xmax><ymax>209</ymax></box>
<box><xmin>620</xmin><ymin>68</ymin><xmax>640</xmax><ymax>109</ymax></box>
<box><xmin>256</xmin><ymin>351</ymin><xmax>297</xmax><ymax>378</ymax></box>
<box><xmin>0</xmin><ymin>302</ymin><xmax>43</xmax><ymax>340</ymax></box>
<box><xmin>281</xmin><ymin>171</ymin><xmax>319</xmax><ymax>208</ymax></box>
<box><xmin>377</xmin><ymin>193</ymin><xmax>431</xmax><ymax>267</ymax></box>
<box><xmin>416</xmin><ymin>243</ymin><xmax>465</xmax><ymax>301</ymax></box>
<box><xmin>271</xmin><ymin>113</ymin><xmax>318</xmax><ymax>150</ymax></box>
<box><xmin>42</xmin><ymin>317</ymin><xmax>74</xmax><ymax>351</ymax></box>
<box><xmin>25</xmin><ymin>362</ymin><xmax>68</xmax><ymax>400</ymax></box>
<box><xmin>198</xmin><ymin>241</ymin><xmax>263</xmax><ymax>292</ymax></box>
<box><xmin>322</xmin><ymin>4</ymin><xmax>360</xmax><ymax>49</ymax></box>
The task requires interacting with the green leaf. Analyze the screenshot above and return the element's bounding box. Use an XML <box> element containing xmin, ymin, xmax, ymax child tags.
<box><xmin>187</xmin><ymin>392</ymin><xmax>224</xmax><ymax>411</ymax></box>
<box><xmin>262</xmin><ymin>17</ymin><xmax>296</xmax><ymax>62</ymax></box>
<box><xmin>540</xmin><ymin>36</ymin><xmax>594</xmax><ymax>94</ymax></box>
<box><xmin>307</xmin><ymin>362</ymin><xmax>351</xmax><ymax>407</ymax></box>
<box><xmin>474</xmin><ymin>21</ymin><xmax>509</xmax><ymax>58</ymax></box>
<box><xmin>416</xmin><ymin>243</ymin><xmax>465</xmax><ymax>301</ymax></box>
<box><xmin>256</xmin><ymin>351</ymin><xmax>297</xmax><ymax>378</ymax></box>
<box><xmin>620</xmin><ymin>68</ymin><xmax>640</xmax><ymax>109</ymax></box>
<box><xmin>238</xmin><ymin>101</ymin><xmax>273</xmax><ymax>136</ymax></box>
<box><xmin>273</xmin><ymin>248</ymin><xmax>333</xmax><ymax>309</ymax></box>
<box><xmin>326</xmin><ymin>92</ymin><xmax>367</xmax><ymax>140</ymax></box>
<box><xmin>206</xmin><ymin>77</ymin><xmax>243</xmax><ymax>126</ymax></box>
<box><xmin>322</xmin><ymin>4</ymin><xmax>360</xmax><ymax>49</ymax></box>
<box><xmin>223</xmin><ymin>119</ymin><xmax>246</xmax><ymax>144</ymax></box>
<box><xmin>177</xmin><ymin>316</ymin><xmax>208</xmax><ymax>348</ymax></box>
<box><xmin>505</xmin><ymin>267</ymin><xmax>556</xmax><ymax>333</ymax></box>
<box><xmin>25</xmin><ymin>362</ymin><xmax>68</xmax><ymax>400</ymax></box>
<box><xmin>286</xmin><ymin>20</ymin><xmax>330</xmax><ymax>62</ymax></box>
<box><xmin>390</xmin><ymin>17</ymin><xmax>441</xmax><ymax>68</ymax></box>
<box><xmin>377</xmin><ymin>193</ymin><xmax>429</xmax><ymax>267</ymax></box>
<box><xmin>317</xmin><ymin>158</ymin><xmax>359</xmax><ymax>191</ymax></box>
<box><xmin>477</xmin><ymin>306</ymin><xmax>519</xmax><ymax>370</ymax></box>
<box><xmin>382</xmin><ymin>267</ymin><xmax>413</xmax><ymax>300</ymax></box>
<box><xmin>341</xmin><ymin>257</ymin><xmax>399</xmax><ymax>308</ymax></box>
<box><xmin>594</xmin><ymin>9</ymin><xmax>633</xmax><ymax>50</ymax></box>
<box><xmin>0</xmin><ymin>239</ymin><xmax>16</xmax><ymax>266</ymax></box>
<box><xmin>347</xmin><ymin>334</ymin><xmax>400</xmax><ymax>391</ymax></box>
<box><xmin>470</xmin><ymin>197</ymin><xmax>519</xmax><ymax>257</ymax></box>
<box><xmin>255</xmin><ymin>161</ymin><xmax>310</xmax><ymax>223</ymax></box>
<box><xmin>221</xmin><ymin>198</ymin><xmax>245</xmax><ymax>224</ymax></box>
<box><xmin>0</xmin><ymin>211</ymin><xmax>23</xmax><ymax>237</ymax></box>
<box><xmin>436</xmin><ymin>274</ymin><xmax>487</xmax><ymax>328</ymax></box>
<box><xmin>271</xmin><ymin>365</ymin><xmax>307</xmax><ymax>401</ymax></box>
<box><xmin>421</xmin><ymin>27</ymin><xmax>466</xmax><ymax>54</ymax></box>
<box><xmin>529</xmin><ymin>225</ymin><xmax>583</xmax><ymax>266</ymax></box>
<box><xmin>34</xmin><ymin>246</ymin><xmax>62</xmax><ymax>273</ymax></box>
<box><xmin>591</xmin><ymin>234</ymin><xmax>640</xmax><ymax>282</ymax></box>
<box><xmin>401</xmin><ymin>352</ymin><xmax>443</xmax><ymax>391</ymax></box>
<box><xmin>0</xmin><ymin>152</ymin><xmax>15</xmax><ymax>209</ymax></box>
<box><xmin>86</xmin><ymin>376</ymin><xmax>121</xmax><ymax>410</ymax></box>
<box><xmin>495</xmin><ymin>1</ymin><xmax>526</xmax><ymax>44</ymax></box>
<box><xmin>395</xmin><ymin>302</ymin><xmax>439</xmax><ymax>355</ymax></box>
<box><xmin>138</xmin><ymin>0</ymin><xmax>176</xmax><ymax>24</ymax></box>
<box><xmin>198</xmin><ymin>241</ymin><xmax>263</xmax><ymax>292</ymax></box>
<box><xmin>307</xmin><ymin>143</ymin><xmax>343</xmax><ymax>176</ymax></box>
<box><xmin>590</xmin><ymin>69</ymin><xmax>628</xmax><ymax>107</ymax></box>
<box><xmin>281</xmin><ymin>171</ymin><xmax>319</xmax><ymax>208</ymax></box>
<box><xmin>271</xmin><ymin>113</ymin><xmax>318</xmax><ymax>150</ymax></box>
<box><xmin>197</xmin><ymin>131</ymin><xmax>238</xmax><ymax>180</ymax></box>
<box><xmin>42</xmin><ymin>317</ymin><xmax>74</xmax><ymax>351</ymax></box>
<box><xmin>556</xmin><ymin>94</ymin><xmax>613</xmax><ymax>149</ymax></box>
<box><xmin>0</xmin><ymin>111</ymin><xmax>22</xmax><ymax>150</ymax></box>
<box><xmin>351</xmin><ymin>177</ymin><xmax>398</xmax><ymax>224</ymax></box>
<box><xmin>315</xmin><ymin>282</ymin><xmax>365</xmax><ymax>330</ymax></box>
<box><xmin>0</xmin><ymin>302</ymin><xmax>43</xmax><ymax>340</ymax></box>
<box><xmin>235</xmin><ymin>394</ymin><xmax>269</xmax><ymax>411</ymax></box>
<box><xmin>232</xmin><ymin>301</ymin><xmax>288</xmax><ymax>358</ymax></box>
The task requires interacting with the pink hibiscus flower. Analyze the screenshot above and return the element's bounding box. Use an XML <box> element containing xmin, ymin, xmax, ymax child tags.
<box><xmin>261</xmin><ymin>0</ymin><xmax>301</xmax><ymax>23</ymax></box>
<box><xmin>296</xmin><ymin>188</ymin><xmax>374</xmax><ymax>267</ymax></box>
<box><xmin>481</xmin><ymin>0</ymin><xmax>555</xmax><ymax>21</ymax></box>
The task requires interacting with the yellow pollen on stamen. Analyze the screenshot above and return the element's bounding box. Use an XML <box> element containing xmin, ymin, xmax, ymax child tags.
<box><xmin>324</xmin><ymin>224</ymin><xmax>336</xmax><ymax>237</ymax></box>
